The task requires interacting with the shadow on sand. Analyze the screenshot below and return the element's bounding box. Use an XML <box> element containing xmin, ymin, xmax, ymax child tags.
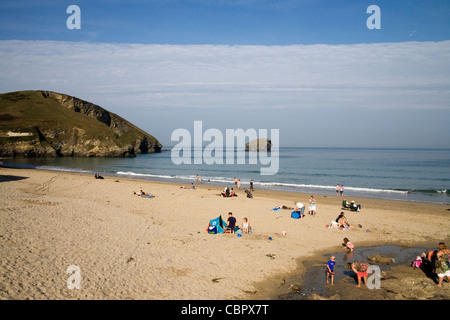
<box><xmin>0</xmin><ymin>174</ymin><xmax>29</xmax><ymax>183</ymax></box>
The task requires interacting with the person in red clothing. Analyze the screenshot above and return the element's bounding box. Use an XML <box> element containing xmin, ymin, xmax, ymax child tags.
<box><xmin>348</xmin><ymin>261</ymin><xmax>370</xmax><ymax>287</ymax></box>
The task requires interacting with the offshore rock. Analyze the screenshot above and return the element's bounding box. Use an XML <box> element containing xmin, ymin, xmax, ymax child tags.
<box><xmin>245</xmin><ymin>138</ymin><xmax>271</xmax><ymax>152</ymax></box>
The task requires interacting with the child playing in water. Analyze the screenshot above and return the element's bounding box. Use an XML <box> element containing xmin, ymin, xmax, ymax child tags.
<box><xmin>343</xmin><ymin>238</ymin><xmax>355</xmax><ymax>251</ymax></box>
<box><xmin>411</xmin><ymin>256</ymin><xmax>423</xmax><ymax>269</ymax></box>
<box><xmin>326</xmin><ymin>256</ymin><xmax>336</xmax><ymax>285</ymax></box>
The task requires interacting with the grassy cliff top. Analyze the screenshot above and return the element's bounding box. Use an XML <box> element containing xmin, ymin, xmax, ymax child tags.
<box><xmin>0</xmin><ymin>90</ymin><xmax>161</xmax><ymax>150</ymax></box>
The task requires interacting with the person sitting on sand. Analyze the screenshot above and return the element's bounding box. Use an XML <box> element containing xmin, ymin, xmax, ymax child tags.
<box><xmin>343</xmin><ymin>238</ymin><xmax>355</xmax><ymax>251</ymax></box>
<box><xmin>225</xmin><ymin>212</ymin><xmax>237</xmax><ymax>233</ymax></box>
<box><xmin>221</xmin><ymin>187</ymin><xmax>230</xmax><ymax>197</ymax></box>
<box><xmin>133</xmin><ymin>189</ymin><xmax>151</xmax><ymax>197</ymax></box>
<box><xmin>349</xmin><ymin>201</ymin><xmax>361</xmax><ymax>212</ymax></box>
<box><xmin>241</xmin><ymin>217</ymin><xmax>250</xmax><ymax>234</ymax></box>
<box><xmin>348</xmin><ymin>261</ymin><xmax>370</xmax><ymax>287</ymax></box>
<box><xmin>342</xmin><ymin>199</ymin><xmax>349</xmax><ymax>209</ymax></box>
<box><xmin>337</xmin><ymin>213</ymin><xmax>354</xmax><ymax>229</ymax></box>
<box><xmin>180</xmin><ymin>183</ymin><xmax>196</xmax><ymax>190</ymax></box>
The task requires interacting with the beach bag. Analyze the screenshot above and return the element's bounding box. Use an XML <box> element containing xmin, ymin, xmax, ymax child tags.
<box><xmin>291</xmin><ymin>206</ymin><xmax>305</xmax><ymax>219</ymax></box>
<box><xmin>208</xmin><ymin>216</ymin><xmax>226</xmax><ymax>234</ymax></box>
<box><xmin>291</xmin><ymin>211</ymin><xmax>301</xmax><ymax>219</ymax></box>
<box><xmin>208</xmin><ymin>225</ymin><xmax>217</xmax><ymax>234</ymax></box>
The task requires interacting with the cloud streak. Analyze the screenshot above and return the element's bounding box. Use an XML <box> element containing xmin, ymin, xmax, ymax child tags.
<box><xmin>0</xmin><ymin>41</ymin><xmax>450</xmax><ymax>108</ymax></box>
<box><xmin>1</xmin><ymin>40</ymin><xmax>449</xmax><ymax>112</ymax></box>
<box><xmin>1</xmin><ymin>40</ymin><xmax>450</xmax><ymax>148</ymax></box>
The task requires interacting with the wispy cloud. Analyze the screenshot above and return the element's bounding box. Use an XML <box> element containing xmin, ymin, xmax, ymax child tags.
<box><xmin>0</xmin><ymin>39</ymin><xmax>449</xmax><ymax>113</ymax></box>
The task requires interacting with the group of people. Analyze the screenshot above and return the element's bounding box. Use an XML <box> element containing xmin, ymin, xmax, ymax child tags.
<box><xmin>336</xmin><ymin>184</ymin><xmax>344</xmax><ymax>196</ymax></box>
<box><xmin>326</xmin><ymin>238</ymin><xmax>357</xmax><ymax>286</ymax></box>
<box><xmin>293</xmin><ymin>196</ymin><xmax>317</xmax><ymax>218</ymax></box>
<box><xmin>133</xmin><ymin>189</ymin><xmax>152</xmax><ymax>197</ymax></box>
<box><xmin>224</xmin><ymin>212</ymin><xmax>251</xmax><ymax>234</ymax></box>
<box><xmin>221</xmin><ymin>181</ymin><xmax>254</xmax><ymax>198</ymax></box>
<box><xmin>412</xmin><ymin>242</ymin><xmax>450</xmax><ymax>287</ymax></box>
<box><xmin>328</xmin><ymin>212</ymin><xmax>355</xmax><ymax>229</ymax></box>
<box><xmin>328</xmin><ymin>259</ymin><xmax>371</xmax><ymax>287</ymax></box>
<box><xmin>180</xmin><ymin>183</ymin><xmax>196</xmax><ymax>190</ymax></box>
<box><xmin>327</xmin><ymin>241</ymin><xmax>450</xmax><ymax>288</ymax></box>
<box><xmin>327</xmin><ymin>237</ymin><xmax>370</xmax><ymax>287</ymax></box>
<box><xmin>342</xmin><ymin>199</ymin><xmax>361</xmax><ymax>212</ymax></box>
<box><xmin>221</xmin><ymin>186</ymin><xmax>238</xmax><ymax>197</ymax></box>
<box><xmin>232</xmin><ymin>177</ymin><xmax>254</xmax><ymax>191</ymax></box>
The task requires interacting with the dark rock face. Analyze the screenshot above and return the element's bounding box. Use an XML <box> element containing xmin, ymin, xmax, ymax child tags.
<box><xmin>0</xmin><ymin>91</ymin><xmax>162</xmax><ymax>158</ymax></box>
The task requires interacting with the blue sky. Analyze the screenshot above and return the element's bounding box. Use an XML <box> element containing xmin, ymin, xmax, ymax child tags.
<box><xmin>1</xmin><ymin>0</ymin><xmax>450</xmax><ymax>45</ymax></box>
<box><xmin>1</xmin><ymin>1</ymin><xmax>450</xmax><ymax>148</ymax></box>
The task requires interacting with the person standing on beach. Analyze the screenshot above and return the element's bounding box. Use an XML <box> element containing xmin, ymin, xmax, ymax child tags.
<box><xmin>308</xmin><ymin>196</ymin><xmax>317</xmax><ymax>216</ymax></box>
<box><xmin>326</xmin><ymin>256</ymin><xmax>336</xmax><ymax>285</ymax></box>
<box><xmin>250</xmin><ymin>179</ymin><xmax>254</xmax><ymax>191</ymax></box>
<box><xmin>336</xmin><ymin>184</ymin><xmax>340</xmax><ymax>196</ymax></box>
<box><xmin>435</xmin><ymin>243</ymin><xmax>450</xmax><ymax>287</ymax></box>
<box><xmin>340</xmin><ymin>185</ymin><xmax>344</xmax><ymax>196</ymax></box>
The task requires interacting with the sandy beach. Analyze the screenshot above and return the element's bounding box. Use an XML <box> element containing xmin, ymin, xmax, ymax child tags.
<box><xmin>0</xmin><ymin>167</ymin><xmax>449</xmax><ymax>300</ymax></box>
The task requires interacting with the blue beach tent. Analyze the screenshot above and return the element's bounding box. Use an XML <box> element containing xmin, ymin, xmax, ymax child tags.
<box><xmin>208</xmin><ymin>215</ymin><xmax>227</xmax><ymax>234</ymax></box>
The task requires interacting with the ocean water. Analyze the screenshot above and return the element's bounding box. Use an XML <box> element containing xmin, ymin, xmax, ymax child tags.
<box><xmin>2</xmin><ymin>147</ymin><xmax>450</xmax><ymax>204</ymax></box>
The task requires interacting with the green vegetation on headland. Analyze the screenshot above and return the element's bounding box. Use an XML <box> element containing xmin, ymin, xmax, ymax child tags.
<box><xmin>0</xmin><ymin>90</ymin><xmax>162</xmax><ymax>158</ymax></box>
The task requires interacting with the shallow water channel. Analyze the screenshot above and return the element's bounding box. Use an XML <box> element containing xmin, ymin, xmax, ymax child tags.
<box><xmin>279</xmin><ymin>245</ymin><xmax>430</xmax><ymax>300</ymax></box>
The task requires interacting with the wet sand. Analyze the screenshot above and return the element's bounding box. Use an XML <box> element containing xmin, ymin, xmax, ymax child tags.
<box><xmin>0</xmin><ymin>167</ymin><xmax>449</xmax><ymax>300</ymax></box>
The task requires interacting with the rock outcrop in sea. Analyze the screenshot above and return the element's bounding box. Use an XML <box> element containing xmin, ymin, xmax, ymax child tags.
<box><xmin>245</xmin><ymin>138</ymin><xmax>272</xmax><ymax>152</ymax></box>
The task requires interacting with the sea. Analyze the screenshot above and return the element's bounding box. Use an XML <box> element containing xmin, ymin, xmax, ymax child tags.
<box><xmin>2</xmin><ymin>147</ymin><xmax>450</xmax><ymax>204</ymax></box>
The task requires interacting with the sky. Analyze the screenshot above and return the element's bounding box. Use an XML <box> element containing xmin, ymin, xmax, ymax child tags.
<box><xmin>0</xmin><ymin>0</ymin><xmax>450</xmax><ymax>148</ymax></box>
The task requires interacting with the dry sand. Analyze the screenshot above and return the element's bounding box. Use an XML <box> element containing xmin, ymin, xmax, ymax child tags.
<box><xmin>0</xmin><ymin>167</ymin><xmax>449</xmax><ymax>300</ymax></box>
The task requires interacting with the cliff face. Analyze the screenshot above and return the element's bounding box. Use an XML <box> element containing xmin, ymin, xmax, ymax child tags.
<box><xmin>0</xmin><ymin>91</ymin><xmax>162</xmax><ymax>158</ymax></box>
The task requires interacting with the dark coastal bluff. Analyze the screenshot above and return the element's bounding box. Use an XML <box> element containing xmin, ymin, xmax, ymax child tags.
<box><xmin>245</xmin><ymin>138</ymin><xmax>271</xmax><ymax>152</ymax></box>
<box><xmin>0</xmin><ymin>90</ymin><xmax>162</xmax><ymax>158</ymax></box>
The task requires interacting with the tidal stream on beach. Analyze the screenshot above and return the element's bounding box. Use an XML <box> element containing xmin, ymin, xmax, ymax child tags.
<box><xmin>275</xmin><ymin>244</ymin><xmax>450</xmax><ymax>300</ymax></box>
